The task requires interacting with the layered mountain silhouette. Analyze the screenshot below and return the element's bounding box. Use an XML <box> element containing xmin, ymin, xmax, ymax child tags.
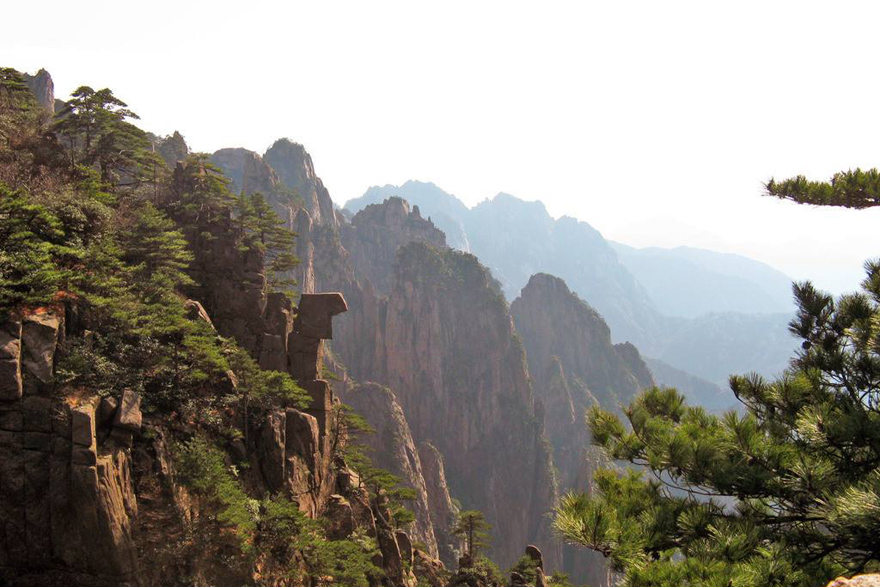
<box><xmin>346</xmin><ymin>181</ymin><xmax>797</xmax><ymax>390</ymax></box>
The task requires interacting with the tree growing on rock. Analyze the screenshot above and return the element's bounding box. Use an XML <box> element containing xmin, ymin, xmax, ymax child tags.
<box><xmin>554</xmin><ymin>173</ymin><xmax>880</xmax><ymax>586</ymax></box>
<box><xmin>53</xmin><ymin>86</ymin><xmax>159</xmax><ymax>184</ymax></box>
<box><xmin>453</xmin><ymin>510</ymin><xmax>492</xmax><ymax>561</ymax></box>
<box><xmin>232</xmin><ymin>190</ymin><xmax>298</xmax><ymax>296</ymax></box>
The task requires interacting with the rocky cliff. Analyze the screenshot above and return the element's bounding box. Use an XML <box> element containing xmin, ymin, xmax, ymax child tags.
<box><xmin>510</xmin><ymin>273</ymin><xmax>655</xmax><ymax>585</ymax></box>
<box><xmin>341</xmin><ymin>242</ymin><xmax>560</xmax><ymax>569</ymax></box>
<box><xmin>341</xmin><ymin>197</ymin><xmax>446</xmax><ymax>295</ymax></box>
<box><xmin>0</xmin><ymin>288</ymin><xmax>440</xmax><ymax>586</ymax></box>
<box><xmin>347</xmin><ymin>183</ymin><xmax>797</xmax><ymax>389</ymax></box>
<box><xmin>264</xmin><ymin>138</ymin><xmax>338</xmax><ymax>230</ymax></box>
<box><xmin>22</xmin><ymin>69</ymin><xmax>54</xmax><ymax>113</ymax></box>
<box><xmin>336</xmin><ymin>381</ymin><xmax>440</xmax><ymax>559</ymax></box>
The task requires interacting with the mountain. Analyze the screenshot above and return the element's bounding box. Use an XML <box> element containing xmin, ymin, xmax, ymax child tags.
<box><xmin>346</xmin><ymin>182</ymin><xmax>797</xmax><ymax>388</ymax></box>
<box><xmin>348</xmin><ymin>180</ymin><xmax>471</xmax><ymax>250</ymax></box>
<box><xmin>644</xmin><ymin>357</ymin><xmax>735</xmax><ymax>412</ymax></box>
<box><xmin>510</xmin><ymin>273</ymin><xmax>655</xmax><ymax>586</ymax></box>
<box><xmin>611</xmin><ymin>242</ymin><xmax>795</xmax><ymax>318</ymax></box>
<box><xmin>212</xmin><ymin>144</ymin><xmax>565</xmax><ymax>571</ymax></box>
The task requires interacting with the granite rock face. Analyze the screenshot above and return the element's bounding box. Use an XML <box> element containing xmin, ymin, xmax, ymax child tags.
<box><xmin>510</xmin><ymin>272</ymin><xmax>654</xmax><ymax>584</ymax></box>
<box><xmin>22</xmin><ymin>68</ymin><xmax>55</xmax><ymax>113</ymax></box>
<box><xmin>241</xmin><ymin>146</ymin><xmax>563</xmax><ymax>570</ymax></box>
<box><xmin>264</xmin><ymin>138</ymin><xmax>338</xmax><ymax>230</ymax></box>
<box><xmin>339</xmin><ymin>243</ymin><xmax>560</xmax><ymax>569</ymax></box>
<box><xmin>0</xmin><ymin>308</ymin><xmax>140</xmax><ymax>586</ymax></box>
<box><xmin>0</xmin><ymin>295</ymin><xmax>362</xmax><ymax>586</ymax></box>
<box><xmin>342</xmin><ymin>197</ymin><xmax>447</xmax><ymax>295</ymax></box>
<box><xmin>337</xmin><ymin>381</ymin><xmax>440</xmax><ymax>558</ymax></box>
<box><xmin>153</xmin><ymin>130</ymin><xmax>189</xmax><ymax>167</ymax></box>
<box><xmin>210</xmin><ymin>147</ymin><xmax>280</xmax><ymax>197</ymax></box>
<box><xmin>418</xmin><ymin>441</ymin><xmax>462</xmax><ymax>568</ymax></box>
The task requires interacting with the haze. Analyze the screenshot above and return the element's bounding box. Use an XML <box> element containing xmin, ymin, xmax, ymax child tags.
<box><xmin>5</xmin><ymin>0</ymin><xmax>878</xmax><ymax>295</ymax></box>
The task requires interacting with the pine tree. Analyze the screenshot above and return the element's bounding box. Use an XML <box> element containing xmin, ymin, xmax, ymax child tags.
<box><xmin>766</xmin><ymin>168</ymin><xmax>880</xmax><ymax>208</ymax></box>
<box><xmin>0</xmin><ymin>68</ymin><xmax>42</xmax><ymax>151</ymax></box>
<box><xmin>452</xmin><ymin>510</ymin><xmax>492</xmax><ymax>560</ymax></box>
<box><xmin>554</xmin><ymin>176</ymin><xmax>880</xmax><ymax>586</ymax></box>
<box><xmin>233</xmin><ymin>191</ymin><xmax>298</xmax><ymax>295</ymax></box>
<box><xmin>0</xmin><ymin>184</ymin><xmax>71</xmax><ymax>308</ymax></box>
<box><xmin>53</xmin><ymin>86</ymin><xmax>158</xmax><ymax>184</ymax></box>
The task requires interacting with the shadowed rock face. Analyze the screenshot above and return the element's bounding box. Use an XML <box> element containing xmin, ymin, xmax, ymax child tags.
<box><xmin>337</xmin><ymin>381</ymin><xmax>440</xmax><ymax>559</ymax></box>
<box><xmin>283</xmin><ymin>179</ymin><xmax>563</xmax><ymax>569</ymax></box>
<box><xmin>512</xmin><ymin>273</ymin><xmax>653</xmax><ymax>415</ymax></box>
<box><xmin>337</xmin><ymin>243</ymin><xmax>560</xmax><ymax>569</ymax></box>
<box><xmin>418</xmin><ymin>441</ymin><xmax>462</xmax><ymax>568</ymax></box>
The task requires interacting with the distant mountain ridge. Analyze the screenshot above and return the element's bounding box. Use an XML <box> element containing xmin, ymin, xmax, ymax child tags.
<box><xmin>611</xmin><ymin>242</ymin><xmax>795</xmax><ymax>318</ymax></box>
<box><xmin>346</xmin><ymin>181</ymin><xmax>797</xmax><ymax>388</ymax></box>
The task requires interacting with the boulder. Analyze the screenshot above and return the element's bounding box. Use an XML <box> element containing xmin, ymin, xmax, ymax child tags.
<box><xmin>325</xmin><ymin>494</ymin><xmax>355</xmax><ymax>539</ymax></box>
<box><xmin>828</xmin><ymin>576</ymin><xmax>880</xmax><ymax>587</ymax></box>
<box><xmin>21</xmin><ymin>312</ymin><xmax>62</xmax><ymax>394</ymax></box>
<box><xmin>395</xmin><ymin>529</ymin><xmax>414</xmax><ymax>566</ymax></box>
<box><xmin>0</xmin><ymin>320</ymin><xmax>22</xmax><ymax>400</ymax></box>
<box><xmin>295</xmin><ymin>293</ymin><xmax>348</xmax><ymax>339</ymax></box>
<box><xmin>113</xmin><ymin>389</ymin><xmax>142</xmax><ymax>432</ymax></box>
<box><xmin>525</xmin><ymin>544</ymin><xmax>543</xmax><ymax>570</ymax></box>
<box><xmin>71</xmin><ymin>405</ymin><xmax>95</xmax><ymax>448</ymax></box>
<box><xmin>0</xmin><ymin>320</ymin><xmax>21</xmax><ymax>360</ymax></box>
<box><xmin>184</xmin><ymin>299</ymin><xmax>214</xmax><ymax>330</ymax></box>
<box><xmin>99</xmin><ymin>396</ymin><xmax>118</xmax><ymax>428</ymax></box>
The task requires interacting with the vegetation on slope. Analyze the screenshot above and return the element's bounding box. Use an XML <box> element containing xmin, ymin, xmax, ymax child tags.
<box><xmin>0</xmin><ymin>66</ymin><xmax>419</xmax><ymax>586</ymax></box>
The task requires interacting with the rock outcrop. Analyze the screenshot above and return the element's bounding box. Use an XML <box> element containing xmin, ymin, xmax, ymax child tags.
<box><xmin>153</xmin><ymin>131</ymin><xmax>189</xmax><ymax>167</ymax></box>
<box><xmin>210</xmin><ymin>147</ymin><xmax>280</xmax><ymax>197</ymax></box>
<box><xmin>22</xmin><ymin>68</ymin><xmax>54</xmax><ymax>113</ymax></box>
<box><xmin>240</xmin><ymin>152</ymin><xmax>563</xmax><ymax>569</ymax></box>
<box><xmin>0</xmin><ymin>307</ymin><xmax>141</xmax><ymax>586</ymax></box>
<box><xmin>418</xmin><ymin>441</ymin><xmax>462</xmax><ymax>568</ymax></box>
<box><xmin>0</xmin><ymin>294</ymin><xmax>360</xmax><ymax>586</ymax></box>
<box><xmin>342</xmin><ymin>197</ymin><xmax>447</xmax><ymax>295</ymax></box>
<box><xmin>264</xmin><ymin>138</ymin><xmax>338</xmax><ymax>229</ymax></box>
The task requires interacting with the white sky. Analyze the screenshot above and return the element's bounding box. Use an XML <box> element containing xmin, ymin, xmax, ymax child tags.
<box><xmin>5</xmin><ymin>0</ymin><xmax>879</xmax><ymax>294</ymax></box>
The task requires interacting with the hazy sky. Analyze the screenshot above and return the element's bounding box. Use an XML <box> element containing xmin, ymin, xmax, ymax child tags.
<box><xmin>5</xmin><ymin>1</ymin><xmax>879</xmax><ymax>294</ymax></box>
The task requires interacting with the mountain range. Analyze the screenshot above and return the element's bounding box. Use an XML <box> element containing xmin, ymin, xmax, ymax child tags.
<box><xmin>346</xmin><ymin>181</ymin><xmax>797</xmax><ymax>392</ymax></box>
